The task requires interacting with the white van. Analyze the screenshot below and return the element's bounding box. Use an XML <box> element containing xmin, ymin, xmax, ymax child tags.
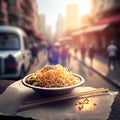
<box><xmin>0</xmin><ymin>26</ymin><xmax>32</xmax><ymax>79</ymax></box>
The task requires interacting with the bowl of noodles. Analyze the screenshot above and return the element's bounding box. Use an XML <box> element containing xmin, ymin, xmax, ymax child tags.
<box><xmin>22</xmin><ymin>64</ymin><xmax>85</xmax><ymax>96</ymax></box>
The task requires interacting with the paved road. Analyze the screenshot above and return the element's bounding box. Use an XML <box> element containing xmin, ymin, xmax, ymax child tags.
<box><xmin>67</xmin><ymin>56</ymin><xmax>119</xmax><ymax>91</ymax></box>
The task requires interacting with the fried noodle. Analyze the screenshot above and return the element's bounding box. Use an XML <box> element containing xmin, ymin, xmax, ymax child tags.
<box><xmin>25</xmin><ymin>64</ymin><xmax>80</xmax><ymax>88</ymax></box>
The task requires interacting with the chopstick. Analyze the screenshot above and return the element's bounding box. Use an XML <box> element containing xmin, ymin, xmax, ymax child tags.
<box><xmin>18</xmin><ymin>88</ymin><xmax>109</xmax><ymax>111</ymax></box>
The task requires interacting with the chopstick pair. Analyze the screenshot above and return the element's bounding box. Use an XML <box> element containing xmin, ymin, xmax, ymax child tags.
<box><xmin>18</xmin><ymin>88</ymin><xmax>109</xmax><ymax>111</ymax></box>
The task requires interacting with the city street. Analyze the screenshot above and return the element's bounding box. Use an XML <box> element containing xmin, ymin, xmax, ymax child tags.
<box><xmin>1</xmin><ymin>0</ymin><xmax>120</xmax><ymax>119</ymax></box>
<box><xmin>0</xmin><ymin>50</ymin><xmax>119</xmax><ymax>94</ymax></box>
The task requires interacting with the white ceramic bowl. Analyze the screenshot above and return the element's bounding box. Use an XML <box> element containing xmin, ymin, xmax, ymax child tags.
<box><xmin>22</xmin><ymin>73</ymin><xmax>85</xmax><ymax>96</ymax></box>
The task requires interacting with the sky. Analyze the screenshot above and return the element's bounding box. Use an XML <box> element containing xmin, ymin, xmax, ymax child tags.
<box><xmin>36</xmin><ymin>0</ymin><xmax>91</xmax><ymax>32</ymax></box>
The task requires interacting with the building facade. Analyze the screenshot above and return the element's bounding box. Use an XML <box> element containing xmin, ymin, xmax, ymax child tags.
<box><xmin>90</xmin><ymin>0</ymin><xmax>120</xmax><ymax>57</ymax></box>
<box><xmin>65</xmin><ymin>3</ymin><xmax>80</xmax><ymax>32</ymax></box>
<box><xmin>71</xmin><ymin>0</ymin><xmax>120</xmax><ymax>58</ymax></box>
<box><xmin>0</xmin><ymin>0</ymin><xmax>41</xmax><ymax>42</ymax></box>
<box><xmin>91</xmin><ymin>0</ymin><xmax>120</xmax><ymax>21</ymax></box>
<box><xmin>0</xmin><ymin>0</ymin><xmax>8</xmax><ymax>25</ymax></box>
<box><xmin>55</xmin><ymin>13</ymin><xmax>65</xmax><ymax>37</ymax></box>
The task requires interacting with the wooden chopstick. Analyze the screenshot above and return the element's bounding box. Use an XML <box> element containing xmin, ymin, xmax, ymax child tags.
<box><xmin>26</xmin><ymin>87</ymin><xmax>108</xmax><ymax>104</ymax></box>
<box><xmin>18</xmin><ymin>88</ymin><xmax>109</xmax><ymax>111</ymax></box>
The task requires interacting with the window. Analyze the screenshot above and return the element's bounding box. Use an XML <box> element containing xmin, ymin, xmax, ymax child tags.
<box><xmin>0</xmin><ymin>33</ymin><xmax>20</xmax><ymax>50</ymax></box>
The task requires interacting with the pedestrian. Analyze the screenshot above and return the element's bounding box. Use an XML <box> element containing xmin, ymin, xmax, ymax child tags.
<box><xmin>88</xmin><ymin>44</ymin><xmax>95</xmax><ymax>66</ymax></box>
<box><xmin>74</xmin><ymin>47</ymin><xmax>78</xmax><ymax>59</ymax></box>
<box><xmin>48</xmin><ymin>44</ymin><xmax>60</xmax><ymax>65</ymax></box>
<box><xmin>47</xmin><ymin>43</ymin><xmax>52</xmax><ymax>64</ymax></box>
<box><xmin>60</xmin><ymin>45</ymin><xmax>69</xmax><ymax>67</ymax></box>
<box><xmin>67</xmin><ymin>48</ymin><xmax>71</xmax><ymax>64</ymax></box>
<box><xmin>107</xmin><ymin>41</ymin><xmax>117</xmax><ymax>70</ymax></box>
<box><xmin>31</xmin><ymin>44</ymin><xmax>39</xmax><ymax>65</ymax></box>
<box><xmin>80</xmin><ymin>43</ymin><xmax>86</xmax><ymax>63</ymax></box>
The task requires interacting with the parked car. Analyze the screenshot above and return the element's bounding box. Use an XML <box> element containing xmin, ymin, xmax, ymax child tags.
<box><xmin>0</xmin><ymin>26</ymin><xmax>32</xmax><ymax>79</ymax></box>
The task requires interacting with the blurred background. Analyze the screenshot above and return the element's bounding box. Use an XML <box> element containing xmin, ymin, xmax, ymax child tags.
<box><xmin>0</xmin><ymin>0</ymin><xmax>120</xmax><ymax>57</ymax></box>
<box><xmin>0</xmin><ymin>0</ymin><xmax>120</xmax><ymax>92</ymax></box>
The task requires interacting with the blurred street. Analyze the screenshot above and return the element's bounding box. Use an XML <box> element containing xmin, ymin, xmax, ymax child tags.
<box><xmin>0</xmin><ymin>48</ymin><xmax>119</xmax><ymax>94</ymax></box>
<box><xmin>70</xmin><ymin>49</ymin><xmax>120</xmax><ymax>89</ymax></box>
<box><xmin>1</xmin><ymin>0</ymin><xmax>120</xmax><ymax>119</ymax></box>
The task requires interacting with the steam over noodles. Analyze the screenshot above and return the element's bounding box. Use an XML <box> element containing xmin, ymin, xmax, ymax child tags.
<box><xmin>25</xmin><ymin>64</ymin><xmax>80</xmax><ymax>88</ymax></box>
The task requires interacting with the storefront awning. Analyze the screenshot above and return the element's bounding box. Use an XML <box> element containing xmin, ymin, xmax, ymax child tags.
<box><xmin>58</xmin><ymin>36</ymin><xmax>73</xmax><ymax>41</ymax></box>
<box><xmin>83</xmin><ymin>23</ymin><xmax>109</xmax><ymax>33</ymax></box>
<box><xmin>34</xmin><ymin>32</ymin><xmax>44</xmax><ymax>40</ymax></box>
<box><xmin>71</xmin><ymin>29</ymin><xmax>85</xmax><ymax>36</ymax></box>
<box><xmin>71</xmin><ymin>23</ymin><xmax>109</xmax><ymax>36</ymax></box>
<box><xmin>98</xmin><ymin>15</ymin><xmax>120</xmax><ymax>24</ymax></box>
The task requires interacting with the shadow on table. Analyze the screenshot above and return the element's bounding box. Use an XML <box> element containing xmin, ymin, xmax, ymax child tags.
<box><xmin>0</xmin><ymin>114</ymin><xmax>35</xmax><ymax>120</ymax></box>
<box><xmin>0</xmin><ymin>80</ymin><xmax>15</xmax><ymax>94</ymax></box>
<box><xmin>107</xmin><ymin>92</ymin><xmax>120</xmax><ymax>120</ymax></box>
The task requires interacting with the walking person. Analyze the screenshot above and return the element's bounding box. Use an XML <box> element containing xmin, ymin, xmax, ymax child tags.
<box><xmin>31</xmin><ymin>44</ymin><xmax>39</xmax><ymax>65</ymax></box>
<box><xmin>80</xmin><ymin>43</ymin><xmax>86</xmax><ymax>63</ymax></box>
<box><xmin>60</xmin><ymin>45</ymin><xmax>68</xmax><ymax>67</ymax></box>
<box><xmin>47</xmin><ymin>43</ymin><xmax>53</xmax><ymax>64</ymax></box>
<box><xmin>74</xmin><ymin>46</ymin><xmax>78</xmax><ymax>59</ymax></box>
<box><xmin>107</xmin><ymin>41</ymin><xmax>117</xmax><ymax>70</ymax></box>
<box><xmin>67</xmin><ymin>48</ymin><xmax>71</xmax><ymax>64</ymax></box>
<box><xmin>88</xmin><ymin>44</ymin><xmax>95</xmax><ymax>66</ymax></box>
<box><xmin>48</xmin><ymin>44</ymin><xmax>60</xmax><ymax>65</ymax></box>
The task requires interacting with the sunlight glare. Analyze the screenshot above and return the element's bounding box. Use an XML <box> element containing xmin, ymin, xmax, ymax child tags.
<box><xmin>78</xmin><ymin>0</ymin><xmax>91</xmax><ymax>16</ymax></box>
<box><xmin>37</xmin><ymin>0</ymin><xmax>91</xmax><ymax>33</ymax></box>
